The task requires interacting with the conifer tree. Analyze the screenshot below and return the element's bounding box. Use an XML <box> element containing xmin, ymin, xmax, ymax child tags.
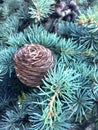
<box><xmin>0</xmin><ymin>0</ymin><xmax>98</xmax><ymax>130</ymax></box>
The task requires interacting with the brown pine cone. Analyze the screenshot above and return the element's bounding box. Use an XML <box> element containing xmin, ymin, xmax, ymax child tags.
<box><xmin>13</xmin><ymin>44</ymin><xmax>55</xmax><ymax>87</ymax></box>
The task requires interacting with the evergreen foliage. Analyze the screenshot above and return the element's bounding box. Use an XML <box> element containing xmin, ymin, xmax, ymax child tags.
<box><xmin>0</xmin><ymin>0</ymin><xmax>98</xmax><ymax>129</ymax></box>
<box><xmin>29</xmin><ymin>0</ymin><xmax>54</xmax><ymax>22</ymax></box>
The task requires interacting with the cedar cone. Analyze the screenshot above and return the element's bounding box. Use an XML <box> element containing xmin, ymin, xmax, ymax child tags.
<box><xmin>13</xmin><ymin>44</ymin><xmax>55</xmax><ymax>87</ymax></box>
